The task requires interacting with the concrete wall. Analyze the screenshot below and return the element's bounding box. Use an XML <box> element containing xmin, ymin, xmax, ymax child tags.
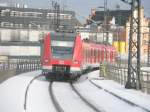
<box><xmin>1</xmin><ymin>29</ymin><xmax>11</xmax><ymax>41</ymax></box>
<box><xmin>0</xmin><ymin>69</ymin><xmax>16</xmax><ymax>83</ymax></box>
<box><xmin>0</xmin><ymin>29</ymin><xmax>48</xmax><ymax>42</ymax></box>
<box><xmin>0</xmin><ymin>46</ymin><xmax>40</xmax><ymax>56</ymax></box>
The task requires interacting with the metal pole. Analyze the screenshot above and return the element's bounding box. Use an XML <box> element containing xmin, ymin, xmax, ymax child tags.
<box><xmin>125</xmin><ymin>0</ymin><xmax>141</xmax><ymax>89</ymax></box>
<box><xmin>137</xmin><ymin>0</ymin><xmax>141</xmax><ymax>89</ymax></box>
<box><xmin>125</xmin><ymin>0</ymin><xmax>133</xmax><ymax>89</ymax></box>
<box><xmin>104</xmin><ymin>0</ymin><xmax>108</xmax><ymax>44</ymax></box>
<box><xmin>148</xmin><ymin>24</ymin><xmax>150</xmax><ymax>66</ymax></box>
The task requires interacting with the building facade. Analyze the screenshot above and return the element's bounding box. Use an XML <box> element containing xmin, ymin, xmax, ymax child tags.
<box><xmin>125</xmin><ymin>7</ymin><xmax>150</xmax><ymax>62</ymax></box>
<box><xmin>87</xmin><ymin>7</ymin><xmax>150</xmax><ymax>61</ymax></box>
<box><xmin>0</xmin><ymin>6</ymin><xmax>80</xmax><ymax>57</ymax></box>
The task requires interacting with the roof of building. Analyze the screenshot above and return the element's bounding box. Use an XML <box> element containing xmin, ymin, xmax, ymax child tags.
<box><xmin>89</xmin><ymin>10</ymin><xmax>131</xmax><ymax>26</ymax></box>
<box><xmin>0</xmin><ymin>6</ymin><xmax>81</xmax><ymax>30</ymax></box>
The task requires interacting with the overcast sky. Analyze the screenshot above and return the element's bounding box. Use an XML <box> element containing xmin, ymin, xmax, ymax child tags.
<box><xmin>1</xmin><ymin>0</ymin><xmax>150</xmax><ymax>23</ymax></box>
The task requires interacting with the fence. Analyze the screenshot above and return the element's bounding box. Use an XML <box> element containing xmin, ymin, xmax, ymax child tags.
<box><xmin>104</xmin><ymin>64</ymin><xmax>150</xmax><ymax>94</ymax></box>
<box><xmin>0</xmin><ymin>57</ymin><xmax>41</xmax><ymax>82</ymax></box>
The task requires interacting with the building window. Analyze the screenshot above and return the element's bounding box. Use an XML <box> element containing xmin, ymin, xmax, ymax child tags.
<box><xmin>1</xmin><ymin>9</ymin><xmax>10</xmax><ymax>16</ymax></box>
<box><xmin>144</xmin><ymin>49</ymin><xmax>148</xmax><ymax>54</ymax></box>
<box><xmin>14</xmin><ymin>23</ymin><xmax>23</xmax><ymax>28</ymax></box>
<box><xmin>47</xmin><ymin>13</ymin><xmax>72</xmax><ymax>20</ymax></box>
<box><xmin>1</xmin><ymin>22</ymin><xmax>13</xmax><ymax>27</ymax></box>
<box><xmin>61</xmin><ymin>14</ymin><xmax>72</xmax><ymax>19</ymax></box>
<box><xmin>10</xmin><ymin>11</ymin><xmax>20</xmax><ymax>17</ymax></box>
<box><xmin>47</xmin><ymin>13</ymin><xmax>55</xmax><ymax>19</ymax></box>
<box><xmin>21</xmin><ymin>12</ymin><xmax>42</xmax><ymax>18</ymax></box>
<box><xmin>143</xmin><ymin>40</ymin><xmax>148</xmax><ymax>45</ymax></box>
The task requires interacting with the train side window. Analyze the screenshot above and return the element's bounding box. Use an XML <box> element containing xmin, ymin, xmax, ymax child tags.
<box><xmin>99</xmin><ymin>49</ymin><xmax>101</xmax><ymax>59</ymax></box>
<box><xmin>104</xmin><ymin>49</ymin><xmax>106</xmax><ymax>61</ymax></box>
<box><xmin>85</xmin><ymin>48</ymin><xmax>86</xmax><ymax>58</ymax></box>
<box><xmin>85</xmin><ymin>48</ymin><xmax>87</xmax><ymax>62</ymax></box>
<box><xmin>93</xmin><ymin>49</ymin><xmax>96</xmax><ymax>58</ymax></box>
<box><xmin>97</xmin><ymin>49</ymin><xmax>99</xmax><ymax>61</ymax></box>
<box><xmin>94</xmin><ymin>49</ymin><xmax>96</xmax><ymax>57</ymax></box>
<box><xmin>87</xmin><ymin>48</ymin><xmax>89</xmax><ymax>59</ymax></box>
<box><xmin>106</xmin><ymin>49</ymin><xmax>109</xmax><ymax>62</ymax></box>
<box><xmin>91</xmin><ymin>48</ymin><xmax>92</xmax><ymax>57</ymax></box>
<box><xmin>83</xmin><ymin>48</ymin><xmax>85</xmax><ymax>59</ymax></box>
<box><xmin>95</xmin><ymin>49</ymin><xmax>97</xmax><ymax>62</ymax></box>
<box><xmin>99</xmin><ymin>49</ymin><xmax>101</xmax><ymax>62</ymax></box>
<box><xmin>93</xmin><ymin>49</ymin><xmax>94</xmax><ymax>57</ymax></box>
<box><xmin>87</xmin><ymin>48</ymin><xmax>89</xmax><ymax>62</ymax></box>
<box><xmin>97</xmin><ymin>49</ymin><xmax>99</xmax><ymax>58</ymax></box>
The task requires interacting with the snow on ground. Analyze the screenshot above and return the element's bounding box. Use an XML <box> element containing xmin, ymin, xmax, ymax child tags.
<box><xmin>87</xmin><ymin>70</ymin><xmax>150</xmax><ymax>111</ymax></box>
<box><xmin>74</xmin><ymin>80</ymin><xmax>145</xmax><ymax>112</ymax></box>
<box><xmin>53</xmin><ymin>82</ymin><xmax>95</xmax><ymax>112</ymax></box>
<box><xmin>26</xmin><ymin>77</ymin><xmax>56</xmax><ymax>112</ymax></box>
<box><xmin>0</xmin><ymin>70</ymin><xmax>150</xmax><ymax>112</ymax></box>
<box><xmin>0</xmin><ymin>70</ymin><xmax>56</xmax><ymax>112</ymax></box>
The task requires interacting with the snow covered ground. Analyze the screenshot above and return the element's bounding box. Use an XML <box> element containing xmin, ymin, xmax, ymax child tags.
<box><xmin>0</xmin><ymin>70</ymin><xmax>150</xmax><ymax>112</ymax></box>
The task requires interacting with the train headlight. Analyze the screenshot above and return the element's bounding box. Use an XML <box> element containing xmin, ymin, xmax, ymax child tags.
<box><xmin>44</xmin><ymin>59</ymin><xmax>49</xmax><ymax>63</ymax></box>
<box><xmin>73</xmin><ymin>60</ymin><xmax>79</xmax><ymax>64</ymax></box>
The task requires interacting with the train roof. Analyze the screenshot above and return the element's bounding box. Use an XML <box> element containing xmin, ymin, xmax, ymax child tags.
<box><xmin>83</xmin><ymin>41</ymin><xmax>116</xmax><ymax>51</ymax></box>
<box><xmin>49</xmin><ymin>32</ymin><xmax>77</xmax><ymax>41</ymax></box>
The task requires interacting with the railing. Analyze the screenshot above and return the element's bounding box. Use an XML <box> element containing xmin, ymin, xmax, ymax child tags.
<box><xmin>102</xmin><ymin>64</ymin><xmax>150</xmax><ymax>94</ymax></box>
<box><xmin>0</xmin><ymin>59</ymin><xmax>41</xmax><ymax>73</ymax></box>
<box><xmin>0</xmin><ymin>57</ymin><xmax>41</xmax><ymax>82</ymax></box>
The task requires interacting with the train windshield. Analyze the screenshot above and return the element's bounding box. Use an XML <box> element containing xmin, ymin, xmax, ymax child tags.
<box><xmin>50</xmin><ymin>33</ymin><xmax>76</xmax><ymax>59</ymax></box>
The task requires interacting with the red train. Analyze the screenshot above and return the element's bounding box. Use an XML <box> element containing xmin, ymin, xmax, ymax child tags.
<box><xmin>41</xmin><ymin>32</ymin><xmax>116</xmax><ymax>79</ymax></box>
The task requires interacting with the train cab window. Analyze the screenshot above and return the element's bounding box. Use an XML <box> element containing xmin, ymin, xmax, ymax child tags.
<box><xmin>51</xmin><ymin>41</ymin><xmax>74</xmax><ymax>59</ymax></box>
<box><xmin>50</xmin><ymin>32</ymin><xmax>76</xmax><ymax>59</ymax></box>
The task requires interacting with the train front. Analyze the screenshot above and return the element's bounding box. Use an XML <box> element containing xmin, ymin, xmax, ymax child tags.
<box><xmin>42</xmin><ymin>32</ymin><xmax>82</xmax><ymax>80</ymax></box>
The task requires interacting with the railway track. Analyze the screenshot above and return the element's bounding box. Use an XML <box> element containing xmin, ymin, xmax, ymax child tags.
<box><xmin>24</xmin><ymin>74</ymin><xmax>44</xmax><ymax>111</ymax></box>
<box><xmin>23</xmin><ymin>70</ymin><xmax>150</xmax><ymax>112</ymax></box>
<box><xmin>70</xmin><ymin>82</ymin><xmax>105</xmax><ymax>112</ymax></box>
<box><xmin>89</xmin><ymin>79</ymin><xmax>150</xmax><ymax>112</ymax></box>
<box><xmin>49</xmin><ymin>81</ymin><xmax>64</xmax><ymax>112</ymax></box>
<box><xmin>49</xmin><ymin>80</ymin><xmax>105</xmax><ymax>112</ymax></box>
